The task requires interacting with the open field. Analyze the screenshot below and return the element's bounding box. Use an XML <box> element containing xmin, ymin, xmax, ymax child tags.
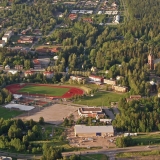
<box><xmin>0</xmin><ymin>107</ymin><xmax>23</xmax><ymax>119</ymax></box>
<box><xmin>17</xmin><ymin>104</ymin><xmax>78</xmax><ymax>125</ymax></box>
<box><xmin>75</xmin><ymin>91</ymin><xmax>125</xmax><ymax>106</ymax></box>
<box><xmin>81</xmin><ymin>154</ymin><xmax>108</xmax><ymax>160</ymax></box>
<box><xmin>132</xmin><ymin>133</ymin><xmax>160</xmax><ymax>145</ymax></box>
<box><xmin>6</xmin><ymin>83</ymin><xmax>84</xmax><ymax>98</ymax></box>
<box><xmin>18</xmin><ymin>85</ymin><xmax>69</xmax><ymax>96</ymax></box>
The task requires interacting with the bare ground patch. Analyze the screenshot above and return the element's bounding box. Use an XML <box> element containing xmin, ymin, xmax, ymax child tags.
<box><xmin>16</xmin><ymin>104</ymin><xmax>78</xmax><ymax>125</ymax></box>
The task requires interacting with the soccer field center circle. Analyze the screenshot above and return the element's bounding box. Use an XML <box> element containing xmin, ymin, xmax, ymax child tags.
<box><xmin>5</xmin><ymin>83</ymin><xmax>84</xmax><ymax>99</ymax></box>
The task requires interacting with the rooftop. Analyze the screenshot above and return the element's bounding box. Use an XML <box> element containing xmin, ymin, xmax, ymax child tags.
<box><xmin>75</xmin><ymin>125</ymin><xmax>114</xmax><ymax>133</ymax></box>
<box><xmin>81</xmin><ymin>107</ymin><xmax>102</xmax><ymax>112</ymax></box>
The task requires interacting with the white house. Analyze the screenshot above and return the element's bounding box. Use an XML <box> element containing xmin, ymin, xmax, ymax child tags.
<box><xmin>4</xmin><ymin>30</ymin><xmax>13</xmax><ymax>39</ymax></box>
<box><xmin>0</xmin><ymin>40</ymin><xmax>5</xmax><ymax>47</ymax></box>
<box><xmin>115</xmin><ymin>15</ymin><xmax>120</xmax><ymax>23</ymax></box>
<box><xmin>5</xmin><ymin>65</ymin><xmax>10</xmax><ymax>70</ymax></box>
<box><xmin>8</xmin><ymin>69</ymin><xmax>18</xmax><ymax>74</ymax></box>
<box><xmin>2</xmin><ymin>35</ymin><xmax>8</xmax><ymax>43</ymax></box>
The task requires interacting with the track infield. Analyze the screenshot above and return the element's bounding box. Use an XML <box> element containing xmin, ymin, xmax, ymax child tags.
<box><xmin>6</xmin><ymin>83</ymin><xmax>84</xmax><ymax>99</ymax></box>
<box><xmin>18</xmin><ymin>85</ymin><xmax>69</xmax><ymax>96</ymax></box>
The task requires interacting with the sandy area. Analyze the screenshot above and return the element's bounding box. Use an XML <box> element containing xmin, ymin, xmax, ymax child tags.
<box><xmin>17</xmin><ymin>104</ymin><xmax>78</xmax><ymax>125</ymax></box>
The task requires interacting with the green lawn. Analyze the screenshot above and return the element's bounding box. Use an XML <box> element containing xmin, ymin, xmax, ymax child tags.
<box><xmin>132</xmin><ymin>133</ymin><xmax>160</xmax><ymax>145</ymax></box>
<box><xmin>75</xmin><ymin>91</ymin><xmax>125</xmax><ymax>106</ymax></box>
<box><xmin>0</xmin><ymin>107</ymin><xmax>23</xmax><ymax>119</ymax></box>
<box><xmin>81</xmin><ymin>154</ymin><xmax>108</xmax><ymax>160</ymax></box>
<box><xmin>18</xmin><ymin>85</ymin><xmax>70</xmax><ymax>96</ymax></box>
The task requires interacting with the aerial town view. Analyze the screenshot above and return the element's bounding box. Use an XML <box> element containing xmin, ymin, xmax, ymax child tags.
<box><xmin>0</xmin><ymin>0</ymin><xmax>160</xmax><ymax>159</ymax></box>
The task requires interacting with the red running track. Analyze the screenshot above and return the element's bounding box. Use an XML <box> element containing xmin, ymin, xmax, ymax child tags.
<box><xmin>5</xmin><ymin>83</ymin><xmax>84</xmax><ymax>99</ymax></box>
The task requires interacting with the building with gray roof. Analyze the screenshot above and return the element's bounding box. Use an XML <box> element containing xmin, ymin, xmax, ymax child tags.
<box><xmin>74</xmin><ymin>125</ymin><xmax>114</xmax><ymax>137</ymax></box>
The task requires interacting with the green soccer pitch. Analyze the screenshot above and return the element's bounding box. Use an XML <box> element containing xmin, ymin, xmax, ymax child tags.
<box><xmin>18</xmin><ymin>85</ymin><xmax>70</xmax><ymax>96</ymax></box>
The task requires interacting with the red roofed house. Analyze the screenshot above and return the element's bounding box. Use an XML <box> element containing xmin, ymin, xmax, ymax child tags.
<box><xmin>50</xmin><ymin>47</ymin><xmax>60</xmax><ymax>53</ymax></box>
<box><xmin>89</xmin><ymin>75</ymin><xmax>104</xmax><ymax>83</ymax></box>
<box><xmin>33</xmin><ymin>59</ymin><xmax>41</xmax><ymax>69</ymax></box>
<box><xmin>83</xmin><ymin>18</ymin><xmax>93</xmax><ymax>23</ymax></box>
<box><xmin>43</xmin><ymin>71</ymin><xmax>54</xmax><ymax>79</ymax></box>
<box><xmin>24</xmin><ymin>70</ymin><xmax>35</xmax><ymax>77</ymax></box>
<box><xmin>18</xmin><ymin>36</ymin><xmax>34</xmax><ymax>44</ymax></box>
<box><xmin>69</xmin><ymin>14</ymin><xmax>77</xmax><ymax>20</ymax></box>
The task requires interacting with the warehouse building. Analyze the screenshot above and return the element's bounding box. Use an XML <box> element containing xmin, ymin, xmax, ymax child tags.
<box><xmin>74</xmin><ymin>125</ymin><xmax>114</xmax><ymax>137</ymax></box>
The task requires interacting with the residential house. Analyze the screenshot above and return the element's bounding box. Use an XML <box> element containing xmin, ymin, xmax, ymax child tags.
<box><xmin>83</xmin><ymin>18</ymin><xmax>93</xmax><ymax>23</ymax></box>
<box><xmin>0</xmin><ymin>40</ymin><xmax>5</xmax><ymax>47</ymax></box>
<box><xmin>69</xmin><ymin>14</ymin><xmax>77</xmax><ymax>20</ymax></box>
<box><xmin>4</xmin><ymin>30</ymin><xmax>13</xmax><ymax>39</ymax></box>
<box><xmin>89</xmin><ymin>75</ymin><xmax>103</xmax><ymax>83</ymax></box>
<box><xmin>2</xmin><ymin>35</ymin><xmax>8</xmax><ymax>43</ymax></box>
<box><xmin>15</xmin><ymin>65</ymin><xmax>23</xmax><ymax>70</ymax></box>
<box><xmin>18</xmin><ymin>36</ymin><xmax>34</xmax><ymax>44</ymax></box>
<box><xmin>8</xmin><ymin>69</ymin><xmax>18</xmax><ymax>75</ymax></box>
<box><xmin>126</xmin><ymin>95</ymin><xmax>142</xmax><ymax>102</ymax></box>
<box><xmin>70</xmin><ymin>76</ymin><xmax>85</xmax><ymax>82</ymax></box>
<box><xmin>5</xmin><ymin>65</ymin><xmax>10</xmax><ymax>70</ymax></box>
<box><xmin>0</xmin><ymin>156</ymin><xmax>12</xmax><ymax>160</ymax></box>
<box><xmin>33</xmin><ymin>59</ymin><xmax>41</xmax><ymax>69</ymax></box>
<box><xmin>103</xmin><ymin>79</ymin><xmax>116</xmax><ymax>85</ymax></box>
<box><xmin>112</xmin><ymin>85</ymin><xmax>128</xmax><ymax>92</ymax></box>
<box><xmin>43</xmin><ymin>71</ymin><xmax>54</xmax><ymax>79</ymax></box>
<box><xmin>50</xmin><ymin>47</ymin><xmax>60</xmax><ymax>53</ymax></box>
<box><xmin>24</xmin><ymin>70</ymin><xmax>35</xmax><ymax>77</ymax></box>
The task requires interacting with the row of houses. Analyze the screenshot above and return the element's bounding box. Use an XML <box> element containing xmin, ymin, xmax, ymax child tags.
<box><xmin>0</xmin><ymin>30</ymin><xmax>13</xmax><ymax>47</ymax></box>
<box><xmin>71</xmin><ymin>10</ymin><xmax>93</xmax><ymax>14</ymax></box>
<box><xmin>70</xmin><ymin>75</ymin><xmax>128</xmax><ymax>92</ymax></box>
<box><xmin>24</xmin><ymin>70</ymin><xmax>54</xmax><ymax>79</ymax></box>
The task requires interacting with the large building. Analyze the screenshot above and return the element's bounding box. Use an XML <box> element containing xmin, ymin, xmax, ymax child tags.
<box><xmin>74</xmin><ymin>125</ymin><xmax>114</xmax><ymax>137</ymax></box>
<box><xmin>78</xmin><ymin>107</ymin><xmax>105</xmax><ymax>119</ymax></box>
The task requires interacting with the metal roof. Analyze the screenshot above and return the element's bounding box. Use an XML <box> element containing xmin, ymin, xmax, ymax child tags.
<box><xmin>75</xmin><ymin>125</ymin><xmax>114</xmax><ymax>133</ymax></box>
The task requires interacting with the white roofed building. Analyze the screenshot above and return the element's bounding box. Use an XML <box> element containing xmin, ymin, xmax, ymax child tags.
<box><xmin>74</xmin><ymin>125</ymin><xmax>114</xmax><ymax>137</ymax></box>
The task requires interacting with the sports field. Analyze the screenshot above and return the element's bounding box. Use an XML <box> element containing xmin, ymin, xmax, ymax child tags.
<box><xmin>6</xmin><ymin>83</ymin><xmax>84</xmax><ymax>98</ymax></box>
<box><xmin>18</xmin><ymin>85</ymin><xmax>70</xmax><ymax>96</ymax></box>
<box><xmin>0</xmin><ymin>107</ymin><xmax>23</xmax><ymax>119</ymax></box>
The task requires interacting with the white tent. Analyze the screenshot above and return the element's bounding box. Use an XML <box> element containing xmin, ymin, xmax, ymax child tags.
<box><xmin>5</xmin><ymin>104</ymin><xmax>35</xmax><ymax>111</ymax></box>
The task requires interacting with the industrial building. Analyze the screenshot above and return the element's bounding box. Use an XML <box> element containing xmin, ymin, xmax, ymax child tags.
<box><xmin>74</xmin><ymin>125</ymin><xmax>114</xmax><ymax>137</ymax></box>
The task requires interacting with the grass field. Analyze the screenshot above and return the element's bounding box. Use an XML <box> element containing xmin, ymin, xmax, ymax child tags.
<box><xmin>0</xmin><ymin>107</ymin><xmax>23</xmax><ymax>119</ymax></box>
<box><xmin>75</xmin><ymin>91</ymin><xmax>125</xmax><ymax>106</ymax></box>
<box><xmin>81</xmin><ymin>154</ymin><xmax>108</xmax><ymax>160</ymax></box>
<box><xmin>18</xmin><ymin>85</ymin><xmax>70</xmax><ymax>96</ymax></box>
<box><xmin>132</xmin><ymin>133</ymin><xmax>160</xmax><ymax>145</ymax></box>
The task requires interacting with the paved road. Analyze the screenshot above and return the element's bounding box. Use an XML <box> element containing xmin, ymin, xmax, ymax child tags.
<box><xmin>62</xmin><ymin>145</ymin><xmax>160</xmax><ymax>160</ymax></box>
<box><xmin>0</xmin><ymin>145</ymin><xmax>159</xmax><ymax>159</ymax></box>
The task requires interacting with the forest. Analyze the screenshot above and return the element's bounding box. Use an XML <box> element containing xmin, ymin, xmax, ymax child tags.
<box><xmin>113</xmin><ymin>97</ymin><xmax>160</xmax><ymax>132</ymax></box>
